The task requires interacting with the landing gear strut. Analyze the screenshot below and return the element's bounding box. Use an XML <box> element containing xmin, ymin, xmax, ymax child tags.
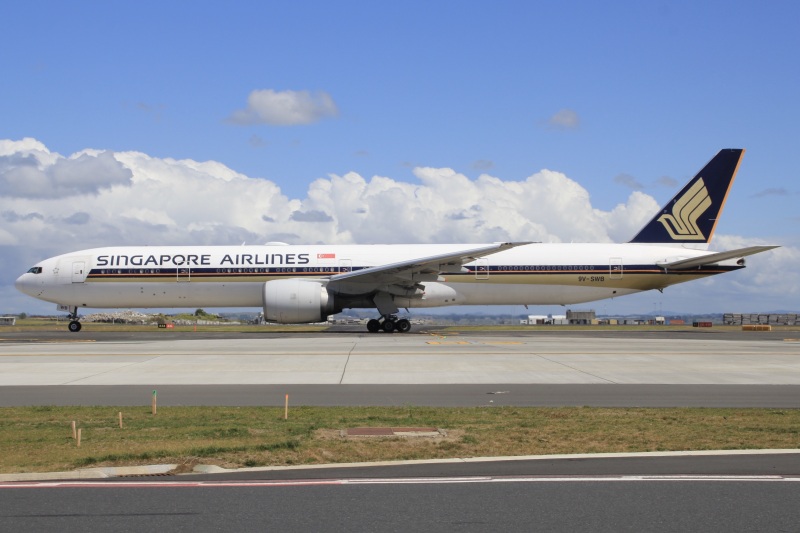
<box><xmin>65</xmin><ymin>306</ymin><xmax>82</xmax><ymax>332</ymax></box>
<box><xmin>366</xmin><ymin>315</ymin><xmax>411</xmax><ymax>333</ymax></box>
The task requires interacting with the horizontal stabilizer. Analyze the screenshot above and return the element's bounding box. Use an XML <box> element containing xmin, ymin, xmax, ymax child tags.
<box><xmin>657</xmin><ymin>246</ymin><xmax>779</xmax><ymax>270</ymax></box>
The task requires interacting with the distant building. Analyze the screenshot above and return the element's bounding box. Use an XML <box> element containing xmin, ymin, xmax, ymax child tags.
<box><xmin>567</xmin><ymin>309</ymin><xmax>595</xmax><ymax>325</ymax></box>
<box><xmin>0</xmin><ymin>317</ymin><xmax>16</xmax><ymax>326</ymax></box>
<box><xmin>724</xmin><ymin>313</ymin><xmax>800</xmax><ymax>326</ymax></box>
<box><xmin>525</xmin><ymin>314</ymin><xmax>567</xmax><ymax>325</ymax></box>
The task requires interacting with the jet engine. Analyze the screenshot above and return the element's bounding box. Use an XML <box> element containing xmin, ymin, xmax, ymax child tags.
<box><xmin>262</xmin><ymin>279</ymin><xmax>335</xmax><ymax>323</ymax></box>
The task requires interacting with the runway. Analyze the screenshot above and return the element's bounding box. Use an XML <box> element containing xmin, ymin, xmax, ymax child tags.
<box><xmin>1</xmin><ymin>329</ymin><xmax>799</xmax><ymax>406</ymax></box>
<box><xmin>4</xmin><ymin>470</ymin><xmax>800</xmax><ymax>533</ymax></box>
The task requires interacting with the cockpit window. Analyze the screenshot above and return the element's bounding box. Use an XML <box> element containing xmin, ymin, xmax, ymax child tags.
<box><xmin>27</xmin><ymin>267</ymin><xmax>43</xmax><ymax>274</ymax></box>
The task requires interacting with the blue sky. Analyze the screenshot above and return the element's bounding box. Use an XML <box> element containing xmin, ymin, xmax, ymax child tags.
<box><xmin>1</xmin><ymin>1</ymin><xmax>798</xmax><ymax>316</ymax></box>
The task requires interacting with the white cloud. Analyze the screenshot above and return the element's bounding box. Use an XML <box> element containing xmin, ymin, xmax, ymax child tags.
<box><xmin>1</xmin><ymin>138</ymin><xmax>792</xmax><ymax>314</ymax></box>
<box><xmin>228</xmin><ymin>89</ymin><xmax>339</xmax><ymax>126</ymax></box>
<box><xmin>0</xmin><ymin>146</ymin><xmax>132</xmax><ymax>198</ymax></box>
<box><xmin>546</xmin><ymin>108</ymin><xmax>580</xmax><ymax>130</ymax></box>
<box><xmin>710</xmin><ymin>234</ymin><xmax>799</xmax><ymax>306</ymax></box>
<box><xmin>600</xmin><ymin>191</ymin><xmax>660</xmax><ymax>242</ymax></box>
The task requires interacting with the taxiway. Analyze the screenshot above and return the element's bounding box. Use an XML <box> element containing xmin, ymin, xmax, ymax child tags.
<box><xmin>1</xmin><ymin>329</ymin><xmax>799</xmax><ymax>407</ymax></box>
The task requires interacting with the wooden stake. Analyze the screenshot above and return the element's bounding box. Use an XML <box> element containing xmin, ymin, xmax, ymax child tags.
<box><xmin>77</xmin><ymin>428</ymin><xmax>82</xmax><ymax>447</ymax></box>
<box><xmin>71</xmin><ymin>420</ymin><xmax>76</xmax><ymax>439</ymax></box>
<box><xmin>152</xmin><ymin>390</ymin><xmax>157</xmax><ymax>415</ymax></box>
<box><xmin>284</xmin><ymin>394</ymin><xmax>289</xmax><ymax>420</ymax></box>
<box><xmin>118</xmin><ymin>411</ymin><xmax>123</xmax><ymax>428</ymax></box>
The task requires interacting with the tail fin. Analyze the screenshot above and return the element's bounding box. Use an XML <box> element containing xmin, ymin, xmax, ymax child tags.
<box><xmin>629</xmin><ymin>149</ymin><xmax>744</xmax><ymax>245</ymax></box>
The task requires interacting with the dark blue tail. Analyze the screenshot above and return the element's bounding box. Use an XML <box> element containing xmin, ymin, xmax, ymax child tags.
<box><xmin>629</xmin><ymin>149</ymin><xmax>744</xmax><ymax>244</ymax></box>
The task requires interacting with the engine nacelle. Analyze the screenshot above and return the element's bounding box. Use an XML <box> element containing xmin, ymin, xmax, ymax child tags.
<box><xmin>262</xmin><ymin>279</ymin><xmax>334</xmax><ymax>324</ymax></box>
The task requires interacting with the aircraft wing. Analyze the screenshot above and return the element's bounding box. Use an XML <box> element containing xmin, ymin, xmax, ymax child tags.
<box><xmin>327</xmin><ymin>242</ymin><xmax>528</xmax><ymax>290</ymax></box>
<box><xmin>657</xmin><ymin>245</ymin><xmax>779</xmax><ymax>270</ymax></box>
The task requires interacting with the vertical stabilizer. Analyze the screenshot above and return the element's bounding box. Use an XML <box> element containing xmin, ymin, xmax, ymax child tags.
<box><xmin>629</xmin><ymin>149</ymin><xmax>744</xmax><ymax>244</ymax></box>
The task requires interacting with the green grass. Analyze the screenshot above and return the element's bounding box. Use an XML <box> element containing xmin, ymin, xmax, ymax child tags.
<box><xmin>1</xmin><ymin>406</ymin><xmax>798</xmax><ymax>474</ymax></box>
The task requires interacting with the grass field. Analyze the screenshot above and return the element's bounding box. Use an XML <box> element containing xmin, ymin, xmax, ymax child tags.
<box><xmin>1</xmin><ymin>405</ymin><xmax>798</xmax><ymax>474</ymax></box>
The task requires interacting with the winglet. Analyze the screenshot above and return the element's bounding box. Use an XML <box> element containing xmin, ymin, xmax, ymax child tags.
<box><xmin>629</xmin><ymin>149</ymin><xmax>745</xmax><ymax>245</ymax></box>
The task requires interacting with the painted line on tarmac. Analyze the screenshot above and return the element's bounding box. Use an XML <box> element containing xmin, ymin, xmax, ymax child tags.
<box><xmin>2</xmin><ymin>475</ymin><xmax>800</xmax><ymax>489</ymax></box>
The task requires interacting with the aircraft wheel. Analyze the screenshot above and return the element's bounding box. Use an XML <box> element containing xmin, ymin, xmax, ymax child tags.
<box><xmin>68</xmin><ymin>320</ymin><xmax>82</xmax><ymax>333</ymax></box>
<box><xmin>382</xmin><ymin>320</ymin><xmax>396</xmax><ymax>333</ymax></box>
<box><xmin>395</xmin><ymin>319</ymin><xmax>411</xmax><ymax>333</ymax></box>
<box><xmin>367</xmin><ymin>319</ymin><xmax>381</xmax><ymax>333</ymax></box>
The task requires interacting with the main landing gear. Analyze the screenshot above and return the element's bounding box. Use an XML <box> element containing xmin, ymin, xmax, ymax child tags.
<box><xmin>366</xmin><ymin>315</ymin><xmax>411</xmax><ymax>333</ymax></box>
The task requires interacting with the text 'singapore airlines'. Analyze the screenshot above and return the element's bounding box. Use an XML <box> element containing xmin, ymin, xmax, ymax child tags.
<box><xmin>16</xmin><ymin>149</ymin><xmax>777</xmax><ymax>333</ymax></box>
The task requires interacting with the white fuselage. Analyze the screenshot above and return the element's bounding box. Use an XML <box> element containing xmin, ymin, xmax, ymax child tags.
<box><xmin>15</xmin><ymin>242</ymin><xmax>738</xmax><ymax>312</ymax></box>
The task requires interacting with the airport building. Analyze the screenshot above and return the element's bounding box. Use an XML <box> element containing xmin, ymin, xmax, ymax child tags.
<box><xmin>522</xmin><ymin>310</ymin><xmax>597</xmax><ymax>325</ymax></box>
<box><xmin>567</xmin><ymin>309</ymin><xmax>596</xmax><ymax>325</ymax></box>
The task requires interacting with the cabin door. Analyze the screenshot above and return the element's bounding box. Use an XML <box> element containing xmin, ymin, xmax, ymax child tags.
<box><xmin>609</xmin><ymin>257</ymin><xmax>623</xmax><ymax>280</ymax></box>
<box><xmin>72</xmin><ymin>262</ymin><xmax>87</xmax><ymax>283</ymax></box>
<box><xmin>475</xmin><ymin>258</ymin><xmax>489</xmax><ymax>280</ymax></box>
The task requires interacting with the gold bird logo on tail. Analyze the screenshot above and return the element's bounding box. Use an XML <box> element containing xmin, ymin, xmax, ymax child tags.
<box><xmin>657</xmin><ymin>178</ymin><xmax>712</xmax><ymax>240</ymax></box>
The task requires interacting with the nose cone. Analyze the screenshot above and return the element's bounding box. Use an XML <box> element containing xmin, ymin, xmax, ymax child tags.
<box><xmin>15</xmin><ymin>273</ymin><xmax>33</xmax><ymax>296</ymax></box>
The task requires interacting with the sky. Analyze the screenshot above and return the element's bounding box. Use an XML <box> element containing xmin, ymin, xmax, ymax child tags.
<box><xmin>1</xmin><ymin>1</ymin><xmax>798</xmax><ymax>317</ymax></box>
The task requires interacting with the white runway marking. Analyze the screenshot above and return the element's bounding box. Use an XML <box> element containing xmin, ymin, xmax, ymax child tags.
<box><xmin>3</xmin><ymin>475</ymin><xmax>800</xmax><ymax>489</ymax></box>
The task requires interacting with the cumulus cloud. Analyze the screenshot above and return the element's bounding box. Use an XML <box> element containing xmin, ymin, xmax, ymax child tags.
<box><xmin>0</xmin><ymin>138</ymin><xmax>701</xmax><ymax>253</ymax></box>
<box><xmin>290</xmin><ymin>210</ymin><xmax>334</xmax><ymax>222</ymax></box>
<box><xmin>546</xmin><ymin>108</ymin><xmax>580</xmax><ymax>130</ymax></box>
<box><xmin>228</xmin><ymin>89</ymin><xmax>339</xmax><ymax>126</ymax></box>
<box><xmin>0</xmin><ymin>137</ymin><xmax>664</xmax><ymax>266</ymax></box>
<box><xmin>705</xmin><ymin>234</ymin><xmax>797</xmax><ymax>308</ymax></box>
<box><xmin>0</xmin><ymin>139</ymin><xmax>132</xmax><ymax>198</ymax></box>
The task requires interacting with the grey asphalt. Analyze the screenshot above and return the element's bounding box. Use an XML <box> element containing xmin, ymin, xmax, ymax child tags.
<box><xmin>1</xmin><ymin>328</ymin><xmax>799</xmax><ymax>407</ymax></box>
<box><xmin>3</xmin><ymin>468</ymin><xmax>800</xmax><ymax>533</ymax></box>
<box><xmin>2</xmin><ymin>383</ymin><xmax>800</xmax><ymax>407</ymax></box>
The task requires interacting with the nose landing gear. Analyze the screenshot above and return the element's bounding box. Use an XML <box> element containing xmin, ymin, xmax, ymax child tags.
<box><xmin>366</xmin><ymin>315</ymin><xmax>411</xmax><ymax>333</ymax></box>
<box><xmin>62</xmin><ymin>306</ymin><xmax>82</xmax><ymax>332</ymax></box>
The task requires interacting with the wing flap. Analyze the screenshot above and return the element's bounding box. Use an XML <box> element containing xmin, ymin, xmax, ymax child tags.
<box><xmin>657</xmin><ymin>245</ymin><xmax>778</xmax><ymax>270</ymax></box>
<box><xmin>327</xmin><ymin>242</ymin><xmax>529</xmax><ymax>292</ymax></box>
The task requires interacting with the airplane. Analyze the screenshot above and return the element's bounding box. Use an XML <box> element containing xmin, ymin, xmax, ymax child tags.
<box><xmin>15</xmin><ymin>148</ymin><xmax>777</xmax><ymax>333</ymax></box>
